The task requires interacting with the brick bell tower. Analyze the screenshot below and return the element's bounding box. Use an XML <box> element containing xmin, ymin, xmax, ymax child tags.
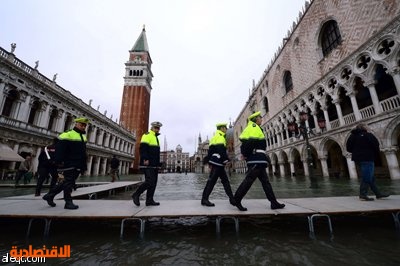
<box><xmin>119</xmin><ymin>26</ymin><xmax>153</xmax><ymax>172</ymax></box>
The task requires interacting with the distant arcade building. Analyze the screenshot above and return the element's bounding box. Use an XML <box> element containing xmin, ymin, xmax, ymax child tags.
<box><xmin>119</xmin><ymin>26</ymin><xmax>153</xmax><ymax>172</ymax></box>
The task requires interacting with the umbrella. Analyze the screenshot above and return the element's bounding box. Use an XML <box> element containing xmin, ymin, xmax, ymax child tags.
<box><xmin>0</xmin><ymin>143</ymin><xmax>24</xmax><ymax>162</ymax></box>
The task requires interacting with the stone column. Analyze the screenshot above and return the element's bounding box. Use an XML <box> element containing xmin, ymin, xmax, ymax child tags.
<box><xmin>104</xmin><ymin>133</ymin><xmax>110</xmax><ymax>147</ymax></box>
<box><xmin>89</xmin><ymin>127</ymin><xmax>97</xmax><ymax>143</ymax></box>
<box><xmin>10</xmin><ymin>143</ymin><xmax>20</xmax><ymax>170</ymax></box>
<box><xmin>388</xmin><ymin>67</ymin><xmax>400</xmax><ymax>96</ymax></box>
<box><xmin>311</xmin><ymin>112</ymin><xmax>321</xmax><ymax>133</ymax></box>
<box><xmin>97</xmin><ymin>130</ymin><xmax>104</xmax><ymax>146</ymax></box>
<box><xmin>33</xmin><ymin>146</ymin><xmax>41</xmax><ymax>173</ymax></box>
<box><xmin>333</xmin><ymin>98</ymin><xmax>345</xmax><ymax>126</ymax></box>
<box><xmin>383</xmin><ymin>148</ymin><xmax>400</xmax><ymax>180</ymax></box>
<box><xmin>87</xmin><ymin>155</ymin><xmax>93</xmax><ymax>176</ymax></box>
<box><xmin>110</xmin><ymin>135</ymin><xmax>115</xmax><ymax>149</ymax></box>
<box><xmin>345</xmin><ymin>154</ymin><xmax>358</xmax><ymax>179</ymax></box>
<box><xmin>279</xmin><ymin>162</ymin><xmax>285</xmax><ymax>177</ymax></box>
<box><xmin>93</xmin><ymin>156</ymin><xmax>100</xmax><ymax>176</ymax></box>
<box><xmin>319</xmin><ymin>157</ymin><xmax>329</xmax><ymax>178</ymax></box>
<box><xmin>101</xmin><ymin>157</ymin><xmax>107</xmax><ymax>176</ymax></box>
<box><xmin>16</xmin><ymin>94</ymin><xmax>31</xmax><ymax>122</ymax></box>
<box><xmin>320</xmin><ymin>104</ymin><xmax>331</xmax><ymax>131</ymax></box>
<box><xmin>302</xmin><ymin>160</ymin><xmax>309</xmax><ymax>177</ymax></box>
<box><xmin>56</xmin><ymin>110</ymin><xmax>66</xmax><ymax>133</ymax></box>
<box><xmin>271</xmin><ymin>163</ymin><xmax>277</xmax><ymax>176</ymax></box>
<box><xmin>39</xmin><ymin>102</ymin><xmax>50</xmax><ymax>128</ymax></box>
<box><xmin>365</xmin><ymin>80</ymin><xmax>382</xmax><ymax>114</ymax></box>
<box><xmin>289</xmin><ymin>160</ymin><xmax>295</xmax><ymax>177</ymax></box>
<box><xmin>115</xmin><ymin>137</ymin><xmax>121</xmax><ymax>151</ymax></box>
<box><xmin>347</xmin><ymin>92</ymin><xmax>362</xmax><ymax>121</ymax></box>
<box><xmin>0</xmin><ymin>82</ymin><xmax>6</xmax><ymax>110</ymax></box>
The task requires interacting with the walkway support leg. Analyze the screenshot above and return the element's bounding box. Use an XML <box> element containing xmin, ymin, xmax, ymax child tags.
<box><xmin>307</xmin><ymin>214</ymin><xmax>333</xmax><ymax>239</ymax></box>
<box><xmin>216</xmin><ymin>216</ymin><xmax>239</xmax><ymax>235</ymax></box>
<box><xmin>27</xmin><ymin>218</ymin><xmax>52</xmax><ymax>238</ymax></box>
<box><xmin>120</xmin><ymin>218</ymin><xmax>145</xmax><ymax>239</ymax></box>
<box><xmin>392</xmin><ymin>211</ymin><xmax>400</xmax><ymax>230</ymax></box>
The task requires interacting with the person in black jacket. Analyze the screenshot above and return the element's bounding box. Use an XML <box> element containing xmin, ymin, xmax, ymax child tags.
<box><xmin>42</xmin><ymin>117</ymin><xmax>89</xmax><ymax>210</ymax></box>
<box><xmin>110</xmin><ymin>155</ymin><xmax>120</xmax><ymax>182</ymax></box>
<box><xmin>346</xmin><ymin>123</ymin><xmax>389</xmax><ymax>201</ymax></box>
<box><xmin>35</xmin><ymin>138</ymin><xmax>58</xmax><ymax>196</ymax></box>
<box><xmin>201</xmin><ymin>123</ymin><xmax>236</xmax><ymax>207</ymax></box>
<box><xmin>132</xmin><ymin>121</ymin><xmax>163</xmax><ymax>207</ymax></box>
<box><xmin>234</xmin><ymin>111</ymin><xmax>285</xmax><ymax>211</ymax></box>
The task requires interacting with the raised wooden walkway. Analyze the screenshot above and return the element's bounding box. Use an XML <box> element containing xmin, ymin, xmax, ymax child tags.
<box><xmin>2</xmin><ymin>181</ymin><xmax>141</xmax><ymax>200</ymax></box>
<box><xmin>0</xmin><ymin>195</ymin><xmax>399</xmax><ymax>238</ymax></box>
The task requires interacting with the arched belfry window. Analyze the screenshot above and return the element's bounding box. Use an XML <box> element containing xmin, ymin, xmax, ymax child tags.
<box><xmin>320</xmin><ymin>20</ymin><xmax>342</xmax><ymax>57</ymax></box>
<box><xmin>284</xmin><ymin>71</ymin><xmax>293</xmax><ymax>94</ymax></box>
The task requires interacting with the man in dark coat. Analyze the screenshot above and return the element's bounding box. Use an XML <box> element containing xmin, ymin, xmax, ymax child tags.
<box><xmin>346</xmin><ymin>123</ymin><xmax>389</xmax><ymax>201</ymax></box>
<box><xmin>42</xmin><ymin>117</ymin><xmax>89</xmax><ymax>209</ymax></box>
<box><xmin>110</xmin><ymin>155</ymin><xmax>120</xmax><ymax>182</ymax></box>
<box><xmin>35</xmin><ymin>138</ymin><xmax>58</xmax><ymax>196</ymax></box>
<box><xmin>131</xmin><ymin>121</ymin><xmax>163</xmax><ymax>207</ymax></box>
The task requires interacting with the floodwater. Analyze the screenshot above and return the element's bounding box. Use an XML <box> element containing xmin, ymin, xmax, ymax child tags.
<box><xmin>1</xmin><ymin>173</ymin><xmax>399</xmax><ymax>266</ymax></box>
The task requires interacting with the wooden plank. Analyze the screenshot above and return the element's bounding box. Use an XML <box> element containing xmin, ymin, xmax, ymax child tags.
<box><xmin>0</xmin><ymin>200</ymin><xmax>144</xmax><ymax>219</ymax></box>
<box><xmin>1</xmin><ymin>181</ymin><xmax>141</xmax><ymax>200</ymax></box>
<box><xmin>0</xmin><ymin>196</ymin><xmax>398</xmax><ymax>220</ymax></box>
<box><xmin>133</xmin><ymin>199</ymin><xmax>316</xmax><ymax>218</ymax></box>
<box><xmin>285</xmin><ymin>195</ymin><xmax>400</xmax><ymax>213</ymax></box>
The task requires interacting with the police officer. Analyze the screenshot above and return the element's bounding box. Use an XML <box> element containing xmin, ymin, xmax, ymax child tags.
<box><xmin>35</xmin><ymin>138</ymin><xmax>58</xmax><ymax>196</ymax></box>
<box><xmin>42</xmin><ymin>117</ymin><xmax>89</xmax><ymax>210</ymax></box>
<box><xmin>234</xmin><ymin>111</ymin><xmax>285</xmax><ymax>211</ymax></box>
<box><xmin>132</xmin><ymin>121</ymin><xmax>163</xmax><ymax>207</ymax></box>
<box><xmin>201</xmin><ymin>123</ymin><xmax>236</xmax><ymax>207</ymax></box>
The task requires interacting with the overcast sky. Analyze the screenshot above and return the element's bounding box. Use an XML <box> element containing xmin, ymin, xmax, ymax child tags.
<box><xmin>1</xmin><ymin>0</ymin><xmax>306</xmax><ymax>155</ymax></box>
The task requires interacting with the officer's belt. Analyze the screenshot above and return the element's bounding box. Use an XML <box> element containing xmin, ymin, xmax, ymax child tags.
<box><xmin>57</xmin><ymin>167</ymin><xmax>80</xmax><ymax>172</ymax></box>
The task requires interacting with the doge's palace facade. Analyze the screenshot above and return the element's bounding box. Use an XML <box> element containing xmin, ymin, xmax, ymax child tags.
<box><xmin>234</xmin><ymin>0</ymin><xmax>400</xmax><ymax>180</ymax></box>
<box><xmin>0</xmin><ymin>46</ymin><xmax>135</xmax><ymax>177</ymax></box>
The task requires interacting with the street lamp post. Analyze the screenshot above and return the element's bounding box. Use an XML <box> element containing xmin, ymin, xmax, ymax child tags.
<box><xmin>288</xmin><ymin>112</ymin><xmax>325</xmax><ymax>188</ymax></box>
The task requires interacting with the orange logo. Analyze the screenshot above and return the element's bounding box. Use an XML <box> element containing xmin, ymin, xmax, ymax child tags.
<box><xmin>10</xmin><ymin>245</ymin><xmax>71</xmax><ymax>259</ymax></box>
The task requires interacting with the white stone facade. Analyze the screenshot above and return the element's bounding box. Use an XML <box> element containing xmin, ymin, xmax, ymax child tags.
<box><xmin>0</xmin><ymin>46</ymin><xmax>135</xmax><ymax>177</ymax></box>
<box><xmin>233</xmin><ymin>0</ymin><xmax>400</xmax><ymax>180</ymax></box>
<box><xmin>160</xmin><ymin>145</ymin><xmax>190</xmax><ymax>173</ymax></box>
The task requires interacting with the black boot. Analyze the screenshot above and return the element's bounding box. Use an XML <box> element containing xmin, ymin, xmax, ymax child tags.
<box><xmin>235</xmin><ymin>200</ymin><xmax>247</xmax><ymax>211</ymax></box>
<box><xmin>201</xmin><ymin>179</ymin><xmax>216</xmax><ymax>207</ymax></box>
<box><xmin>132</xmin><ymin>192</ymin><xmax>140</xmax><ymax>206</ymax></box>
<box><xmin>42</xmin><ymin>194</ymin><xmax>56</xmax><ymax>207</ymax></box>
<box><xmin>201</xmin><ymin>199</ymin><xmax>215</xmax><ymax>207</ymax></box>
<box><xmin>64</xmin><ymin>200</ymin><xmax>79</xmax><ymax>210</ymax></box>
<box><xmin>271</xmin><ymin>201</ymin><xmax>285</xmax><ymax>209</ymax></box>
<box><xmin>145</xmin><ymin>200</ymin><xmax>160</xmax><ymax>206</ymax></box>
<box><xmin>35</xmin><ymin>188</ymin><xmax>41</xmax><ymax>197</ymax></box>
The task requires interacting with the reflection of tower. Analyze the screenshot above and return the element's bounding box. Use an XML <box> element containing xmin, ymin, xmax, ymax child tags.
<box><xmin>163</xmin><ymin>135</ymin><xmax>167</xmax><ymax>167</ymax></box>
<box><xmin>119</xmin><ymin>26</ymin><xmax>153</xmax><ymax>172</ymax></box>
<box><xmin>225</xmin><ymin>121</ymin><xmax>235</xmax><ymax>175</ymax></box>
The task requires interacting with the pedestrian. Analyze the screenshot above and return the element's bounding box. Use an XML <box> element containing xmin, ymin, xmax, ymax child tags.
<box><xmin>15</xmin><ymin>153</ymin><xmax>33</xmax><ymax>185</ymax></box>
<box><xmin>201</xmin><ymin>122</ymin><xmax>236</xmax><ymax>207</ymax></box>
<box><xmin>42</xmin><ymin>117</ymin><xmax>89</xmax><ymax>210</ymax></box>
<box><xmin>234</xmin><ymin>111</ymin><xmax>285</xmax><ymax>211</ymax></box>
<box><xmin>110</xmin><ymin>155</ymin><xmax>120</xmax><ymax>182</ymax></box>
<box><xmin>346</xmin><ymin>123</ymin><xmax>390</xmax><ymax>201</ymax></box>
<box><xmin>35</xmin><ymin>138</ymin><xmax>59</xmax><ymax>196</ymax></box>
<box><xmin>132</xmin><ymin>121</ymin><xmax>163</xmax><ymax>206</ymax></box>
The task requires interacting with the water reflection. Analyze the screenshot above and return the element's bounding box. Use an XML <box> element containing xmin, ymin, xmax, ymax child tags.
<box><xmin>0</xmin><ymin>173</ymin><xmax>399</xmax><ymax>265</ymax></box>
